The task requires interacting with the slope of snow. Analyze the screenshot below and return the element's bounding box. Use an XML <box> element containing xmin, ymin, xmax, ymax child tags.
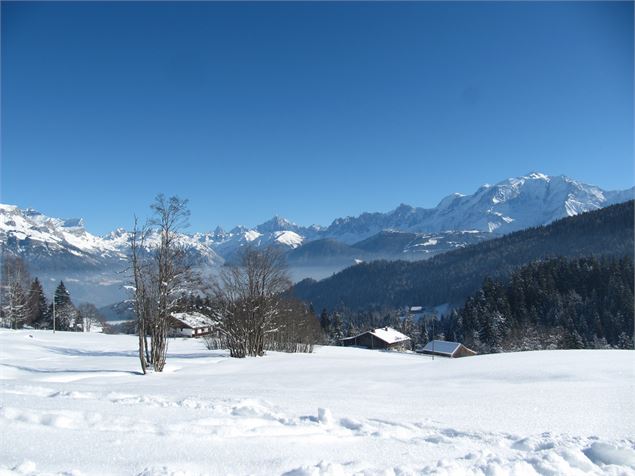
<box><xmin>244</xmin><ymin>230</ymin><xmax>262</xmax><ymax>242</ymax></box>
<box><xmin>1</xmin><ymin>330</ymin><xmax>633</xmax><ymax>475</ymax></box>
<box><xmin>274</xmin><ymin>230</ymin><xmax>303</xmax><ymax>248</ymax></box>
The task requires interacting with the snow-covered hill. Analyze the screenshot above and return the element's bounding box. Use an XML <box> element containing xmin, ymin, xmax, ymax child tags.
<box><xmin>1</xmin><ymin>329</ymin><xmax>634</xmax><ymax>475</ymax></box>
<box><xmin>1</xmin><ymin>173</ymin><xmax>632</xmax><ymax>305</ymax></box>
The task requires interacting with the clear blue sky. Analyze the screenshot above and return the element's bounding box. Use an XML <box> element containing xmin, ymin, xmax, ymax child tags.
<box><xmin>2</xmin><ymin>1</ymin><xmax>633</xmax><ymax>234</ymax></box>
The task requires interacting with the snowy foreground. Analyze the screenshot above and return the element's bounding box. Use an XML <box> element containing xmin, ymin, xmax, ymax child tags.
<box><xmin>1</xmin><ymin>330</ymin><xmax>634</xmax><ymax>476</ymax></box>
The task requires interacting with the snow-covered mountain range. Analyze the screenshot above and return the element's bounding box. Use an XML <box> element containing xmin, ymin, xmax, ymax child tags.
<box><xmin>1</xmin><ymin>173</ymin><xmax>633</xmax><ymax>305</ymax></box>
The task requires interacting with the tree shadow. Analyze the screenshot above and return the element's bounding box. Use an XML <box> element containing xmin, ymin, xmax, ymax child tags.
<box><xmin>43</xmin><ymin>346</ymin><xmax>139</xmax><ymax>358</ymax></box>
<box><xmin>166</xmin><ymin>352</ymin><xmax>225</xmax><ymax>359</ymax></box>
<box><xmin>42</xmin><ymin>345</ymin><xmax>227</xmax><ymax>361</ymax></box>
<box><xmin>0</xmin><ymin>362</ymin><xmax>143</xmax><ymax>376</ymax></box>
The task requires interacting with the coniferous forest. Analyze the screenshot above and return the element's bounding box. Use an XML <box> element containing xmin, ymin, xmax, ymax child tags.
<box><xmin>442</xmin><ymin>256</ymin><xmax>634</xmax><ymax>352</ymax></box>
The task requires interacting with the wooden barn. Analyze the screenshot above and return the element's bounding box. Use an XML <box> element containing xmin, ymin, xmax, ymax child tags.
<box><xmin>419</xmin><ymin>340</ymin><xmax>477</xmax><ymax>358</ymax></box>
<box><xmin>168</xmin><ymin>312</ymin><xmax>216</xmax><ymax>338</ymax></box>
<box><xmin>340</xmin><ymin>327</ymin><xmax>411</xmax><ymax>350</ymax></box>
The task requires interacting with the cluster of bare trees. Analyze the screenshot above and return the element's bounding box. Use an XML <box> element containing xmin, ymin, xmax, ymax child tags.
<box><xmin>212</xmin><ymin>247</ymin><xmax>291</xmax><ymax>357</ymax></box>
<box><xmin>263</xmin><ymin>297</ymin><xmax>321</xmax><ymax>353</ymax></box>
<box><xmin>130</xmin><ymin>195</ymin><xmax>195</xmax><ymax>373</ymax></box>
<box><xmin>211</xmin><ymin>247</ymin><xmax>320</xmax><ymax>357</ymax></box>
<box><xmin>129</xmin><ymin>195</ymin><xmax>321</xmax><ymax>373</ymax></box>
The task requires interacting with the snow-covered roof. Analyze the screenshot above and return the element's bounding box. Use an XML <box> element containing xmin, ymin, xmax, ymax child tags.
<box><xmin>369</xmin><ymin>327</ymin><xmax>410</xmax><ymax>344</ymax></box>
<box><xmin>409</xmin><ymin>306</ymin><xmax>423</xmax><ymax>312</ymax></box>
<box><xmin>421</xmin><ymin>340</ymin><xmax>462</xmax><ymax>356</ymax></box>
<box><xmin>343</xmin><ymin>327</ymin><xmax>410</xmax><ymax>345</ymax></box>
<box><xmin>170</xmin><ymin>312</ymin><xmax>216</xmax><ymax>329</ymax></box>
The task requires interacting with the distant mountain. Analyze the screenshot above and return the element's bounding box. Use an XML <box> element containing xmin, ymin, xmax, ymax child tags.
<box><xmin>292</xmin><ymin>200</ymin><xmax>635</xmax><ymax>313</ymax></box>
<box><xmin>0</xmin><ymin>204</ymin><xmax>221</xmax><ymax>305</ymax></box>
<box><xmin>321</xmin><ymin>173</ymin><xmax>634</xmax><ymax>241</ymax></box>
<box><xmin>1</xmin><ymin>173</ymin><xmax>632</xmax><ymax>306</ymax></box>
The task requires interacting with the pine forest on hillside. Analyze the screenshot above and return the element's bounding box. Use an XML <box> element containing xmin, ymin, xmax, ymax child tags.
<box><xmin>293</xmin><ymin>200</ymin><xmax>635</xmax><ymax>312</ymax></box>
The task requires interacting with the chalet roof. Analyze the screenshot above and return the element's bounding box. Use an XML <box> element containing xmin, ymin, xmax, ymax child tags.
<box><xmin>409</xmin><ymin>306</ymin><xmax>423</xmax><ymax>312</ymax></box>
<box><xmin>370</xmin><ymin>327</ymin><xmax>410</xmax><ymax>344</ymax></box>
<box><xmin>342</xmin><ymin>327</ymin><xmax>410</xmax><ymax>345</ymax></box>
<box><xmin>170</xmin><ymin>312</ymin><xmax>215</xmax><ymax>329</ymax></box>
<box><xmin>421</xmin><ymin>340</ymin><xmax>464</xmax><ymax>356</ymax></box>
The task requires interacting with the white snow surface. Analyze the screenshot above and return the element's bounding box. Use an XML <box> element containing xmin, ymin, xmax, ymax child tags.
<box><xmin>1</xmin><ymin>330</ymin><xmax>634</xmax><ymax>476</ymax></box>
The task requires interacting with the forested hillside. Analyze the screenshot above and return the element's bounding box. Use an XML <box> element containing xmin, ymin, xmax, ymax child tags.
<box><xmin>293</xmin><ymin>201</ymin><xmax>634</xmax><ymax>312</ymax></box>
<box><xmin>442</xmin><ymin>256</ymin><xmax>634</xmax><ymax>352</ymax></box>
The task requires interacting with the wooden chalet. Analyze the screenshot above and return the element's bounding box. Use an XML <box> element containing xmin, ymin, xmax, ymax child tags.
<box><xmin>419</xmin><ymin>340</ymin><xmax>477</xmax><ymax>358</ymax></box>
<box><xmin>340</xmin><ymin>327</ymin><xmax>411</xmax><ymax>350</ymax></box>
<box><xmin>168</xmin><ymin>312</ymin><xmax>216</xmax><ymax>338</ymax></box>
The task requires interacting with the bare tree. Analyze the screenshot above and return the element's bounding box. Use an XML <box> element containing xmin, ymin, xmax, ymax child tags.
<box><xmin>129</xmin><ymin>195</ymin><xmax>193</xmax><ymax>373</ymax></box>
<box><xmin>213</xmin><ymin>246</ymin><xmax>292</xmax><ymax>357</ymax></box>
<box><xmin>77</xmin><ymin>303</ymin><xmax>105</xmax><ymax>333</ymax></box>
<box><xmin>0</xmin><ymin>254</ymin><xmax>31</xmax><ymax>329</ymax></box>
<box><xmin>130</xmin><ymin>215</ymin><xmax>151</xmax><ymax>374</ymax></box>
<box><xmin>264</xmin><ymin>298</ymin><xmax>321</xmax><ymax>353</ymax></box>
<box><xmin>1</xmin><ymin>281</ymin><xmax>28</xmax><ymax>329</ymax></box>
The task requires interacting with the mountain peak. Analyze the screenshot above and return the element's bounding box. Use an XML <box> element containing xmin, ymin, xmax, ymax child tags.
<box><xmin>523</xmin><ymin>171</ymin><xmax>550</xmax><ymax>181</ymax></box>
<box><xmin>256</xmin><ymin>215</ymin><xmax>296</xmax><ymax>233</ymax></box>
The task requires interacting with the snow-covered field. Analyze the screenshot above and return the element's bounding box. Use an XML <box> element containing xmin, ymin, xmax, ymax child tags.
<box><xmin>1</xmin><ymin>330</ymin><xmax>634</xmax><ymax>475</ymax></box>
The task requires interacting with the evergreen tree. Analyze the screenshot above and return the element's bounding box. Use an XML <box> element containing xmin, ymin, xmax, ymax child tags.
<box><xmin>330</xmin><ymin>312</ymin><xmax>344</xmax><ymax>343</ymax></box>
<box><xmin>319</xmin><ymin>308</ymin><xmax>330</xmax><ymax>335</ymax></box>
<box><xmin>560</xmin><ymin>330</ymin><xmax>584</xmax><ymax>349</ymax></box>
<box><xmin>54</xmin><ymin>281</ymin><xmax>72</xmax><ymax>308</ymax></box>
<box><xmin>617</xmin><ymin>332</ymin><xmax>634</xmax><ymax>350</ymax></box>
<box><xmin>50</xmin><ymin>281</ymin><xmax>79</xmax><ymax>331</ymax></box>
<box><xmin>27</xmin><ymin>278</ymin><xmax>48</xmax><ymax>328</ymax></box>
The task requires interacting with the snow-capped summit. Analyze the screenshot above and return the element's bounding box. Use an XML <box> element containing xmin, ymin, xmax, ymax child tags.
<box><xmin>322</xmin><ymin>173</ymin><xmax>634</xmax><ymax>242</ymax></box>
<box><xmin>1</xmin><ymin>204</ymin><xmax>121</xmax><ymax>259</ymax></box>
<box><xmin>1</xmin><ymin>172</ymin><xmax>632</xmax><ymax>305</ymax></box>
<box><xmin>256</xmin><ymin>215</ymin><xmax>298</xmax><ymax>234</ymax></box>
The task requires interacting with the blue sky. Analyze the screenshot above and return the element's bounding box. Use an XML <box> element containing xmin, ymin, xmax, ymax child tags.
<box><xmin>2</xmin><ymin>1</ymin><xmax>633</xmax><ymax>234</ymax></box>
